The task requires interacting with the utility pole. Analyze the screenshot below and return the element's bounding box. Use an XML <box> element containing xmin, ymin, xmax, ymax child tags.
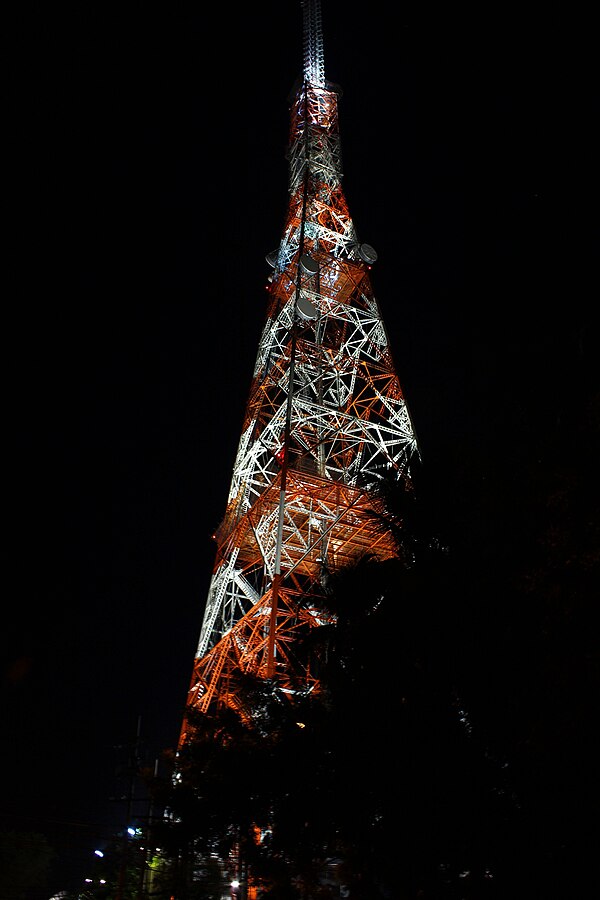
<box><xmin>116</xmin><ymin>714</ymin><xmax>142</xmax><ymax>900</ymax></box>
<box><xmin>137</xmin><ymin>756</ymin><xmax>159</xmax><ymax>900</ymax></box>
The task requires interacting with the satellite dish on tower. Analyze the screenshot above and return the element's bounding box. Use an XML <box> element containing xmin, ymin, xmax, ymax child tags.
<box><xmin>266</xmin><ymin>250</ymin><xmax>279</xmax><ymax>268</ymax></box>
<box><xmin>299</xmin><ymin>254</ymin><xmax>319</xmax><ymax>275</ymax></box>
<box><xmin>297</xmin><ymin>295</ymin><xmax>318</xmax><ymax>320</ymax></box>
<box><xmin>358</xmin><ymin>243</ymin><xmax>378</xmax><ymax>264</ymax></box>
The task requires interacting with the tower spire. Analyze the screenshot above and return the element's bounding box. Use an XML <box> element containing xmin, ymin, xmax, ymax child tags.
<box><xmin>302</xmin><ymin>0</ymin><xmax>325</xmax><ymax>87</ymax></box>
<box><xmin>179</xmin><ymin>2</ymin><xmax>420</xmax><ymax>742</ymax></box>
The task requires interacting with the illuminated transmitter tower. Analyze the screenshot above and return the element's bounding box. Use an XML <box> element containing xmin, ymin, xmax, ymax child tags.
<box><xmin>180</xmin><ymin>0</ymin><xmax>420</xmax><ymax>740</ymax></box>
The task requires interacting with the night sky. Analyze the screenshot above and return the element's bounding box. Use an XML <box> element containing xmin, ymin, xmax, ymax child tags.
<box><xmin>4</xmin><ymin>4</ymin><xmax>597</xmax><ymax>892</ymax></box>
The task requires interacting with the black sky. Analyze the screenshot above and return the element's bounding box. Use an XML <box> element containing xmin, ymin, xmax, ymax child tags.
<box><xmin>3</xmin><ymin>3</ymin><xmax>597</xmax><ymax>891</ymax></box>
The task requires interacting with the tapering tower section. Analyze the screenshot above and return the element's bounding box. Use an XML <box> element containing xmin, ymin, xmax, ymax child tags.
<box><xmin>180</xmin><ymin>0</ymin><xmax>420</xmax><ymax>741</ymax></box>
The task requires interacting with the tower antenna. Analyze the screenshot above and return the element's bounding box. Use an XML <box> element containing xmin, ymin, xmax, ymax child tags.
<box><xmin>302</xmin><ymin>0</ymin><xmax>325</xmax><ymax>87</ymax></box>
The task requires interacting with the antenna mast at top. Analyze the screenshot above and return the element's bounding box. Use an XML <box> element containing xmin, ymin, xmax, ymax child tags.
<box><xmin>302</xmin><ymin>0</ymin><xmax>325</xmax><ymax>87</ymax></box>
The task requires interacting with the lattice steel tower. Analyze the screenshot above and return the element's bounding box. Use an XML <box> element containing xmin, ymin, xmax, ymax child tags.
<box><xmin>180</xmin><ymin>0</ymin><xmax>420</xmax><ymax>742</ymax></box>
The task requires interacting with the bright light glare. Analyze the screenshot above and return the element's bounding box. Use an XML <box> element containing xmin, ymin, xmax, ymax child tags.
<box><xmin>231</xmin><ymin>879</ymin><xmax>240</xmax><ymax>888</ymax></box>
<box><xmin>94</xmin><ymin>849</ymin><xmax>104</xmax><ymax>857</ymax></box>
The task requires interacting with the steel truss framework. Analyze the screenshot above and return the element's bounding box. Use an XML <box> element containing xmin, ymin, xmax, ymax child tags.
<box><xmin>180</xmin><ymin>28</ymin><xmax>420</xmax><ymax>741</ymax></box>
